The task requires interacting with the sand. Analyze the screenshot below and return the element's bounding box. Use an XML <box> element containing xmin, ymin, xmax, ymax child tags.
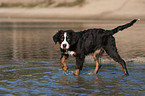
<box><xmin>0</xmin><ymin>0</ymin><xmax>145</xmax><ymax>20</ymax></box>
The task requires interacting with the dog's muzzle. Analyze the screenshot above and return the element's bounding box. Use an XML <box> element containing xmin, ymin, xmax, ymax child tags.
<box><xmin>61</xmin><ymin>42</ymin><xmax>70</xmax><ymax>49</ymax></box>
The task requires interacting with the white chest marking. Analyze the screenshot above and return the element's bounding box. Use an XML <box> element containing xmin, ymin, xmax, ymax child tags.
<box><xmin>68</xmin><ymin>51</ymin><xmax>75</xmax><ymax>56</ymax></box>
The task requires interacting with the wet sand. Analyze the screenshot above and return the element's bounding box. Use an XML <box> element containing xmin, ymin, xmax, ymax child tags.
<box><xmin>0</xmin><ymin>0</ymin><xmax>145</xmax><ymax>20</ymax></box>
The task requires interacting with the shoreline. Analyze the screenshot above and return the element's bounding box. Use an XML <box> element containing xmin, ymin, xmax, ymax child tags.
<box><xmin>0</xmin><ymin>17</ymin><xmax>136</xmax><ymax>23</ymax></box>
<box><xmin>0</xmin><ymin>0</ymin><xmax>145</xmax><ymax>21</ymax></box>
<box><xmin>0</xmin><ymin>17</ymin><xmax>144</xmax><ymax>23</ymax></box>
<box><xmin>0</xmin><ymin>10</ymin><xmax>144</xmax><ymax>21</ymax></box>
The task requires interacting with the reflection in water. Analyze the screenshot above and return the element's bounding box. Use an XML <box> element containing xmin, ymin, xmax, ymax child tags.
<box><xmin>0</xmin><ymin>20</ymin><xmax>145</xmax><ymax>62</ymax></box>
<box><xmin>12</xmin><ymin>29</ymin><xmax>17</xmax><ymax>60</ymax></box>
<box><xmin>0</xmin><ymin>20</ymin><xmax>145</xmax><ymax>95</ymax></box>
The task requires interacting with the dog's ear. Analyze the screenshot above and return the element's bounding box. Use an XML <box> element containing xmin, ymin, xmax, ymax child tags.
<box><xmin>53</xmin><ymin>30</ymin><xmax>61</xmax><ymax>44</ymax></box>
<box><xmin>70</xmin><ymin>30</ymin><xmax>79</xmax><ymax>45</ymax></box>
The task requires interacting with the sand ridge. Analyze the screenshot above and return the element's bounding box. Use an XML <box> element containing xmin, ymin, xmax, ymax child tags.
<box><xmin>0</xmin><ymin>0</ymin><xmax>145</xmax><ymax>20</ymax></box>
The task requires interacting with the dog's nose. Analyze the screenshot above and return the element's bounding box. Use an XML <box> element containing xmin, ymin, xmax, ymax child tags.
<box><xmin>63</xmin><ymin>44</ymin><xmax>67</xmax><ymax>48</ymax></box>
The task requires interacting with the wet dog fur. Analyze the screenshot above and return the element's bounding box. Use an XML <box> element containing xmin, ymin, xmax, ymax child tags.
<box><xmin>53</xmin><ymin>19</ymin><xmax>139</xmax><ymax>76</ymax></box>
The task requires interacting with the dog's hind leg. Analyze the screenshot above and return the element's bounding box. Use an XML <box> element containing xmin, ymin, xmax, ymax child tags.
<box><xmin>103</xmin><ymin>37</ymin><xmax>129</xmax><ymax>76</ymax></box>
<box><xmin>90</xmin><ymin>49</ymin><xmax>104</xmax><ymax>74</ymax></box>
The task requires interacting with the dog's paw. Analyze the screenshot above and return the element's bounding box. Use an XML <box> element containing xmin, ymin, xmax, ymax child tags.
<box><xmin>73</xmin><ymin>69</ymin><xmax>80</xmax><ymax>76</ymax></box>
<box><xmin>88</xmin><ymin>72</ymin><xmax>96</xmax><ymax>75</ymax></box>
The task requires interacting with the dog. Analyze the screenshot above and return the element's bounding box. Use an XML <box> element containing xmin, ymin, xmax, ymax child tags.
<box><xmin>53</xmin><ymin>19</ymin><xmax>139</xmax><ymax>76</ymax></box>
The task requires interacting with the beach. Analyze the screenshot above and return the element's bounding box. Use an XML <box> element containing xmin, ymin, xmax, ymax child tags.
<box><xmin>0</xmin><ymin>0</ymin><xmax>145</xmax><ymax>20</ymax></box>
<box><xmin>0</xmin><ymin>1</ymin><xmax>145</xmax><ymax>95</ymax></box>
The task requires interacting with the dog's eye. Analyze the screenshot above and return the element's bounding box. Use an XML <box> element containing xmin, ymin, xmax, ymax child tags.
<box><xmin>67</xmin><ymin>36</ymin><xmax>70</xmax><ymax>39</ymax></box>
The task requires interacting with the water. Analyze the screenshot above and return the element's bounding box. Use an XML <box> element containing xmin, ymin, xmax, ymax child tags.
<box><xmin>0</xmin><ymin>19</ymin><xmax>145</xmax><ymax>96</ymax></box>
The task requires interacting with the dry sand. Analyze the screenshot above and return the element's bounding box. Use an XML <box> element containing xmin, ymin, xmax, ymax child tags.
<box><xmin>0</xmin><ymin>0</ymin><xmax>145</xmax><ymax>21</ymax></box>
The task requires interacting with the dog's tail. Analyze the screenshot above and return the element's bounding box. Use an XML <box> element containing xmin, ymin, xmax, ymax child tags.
<box><xmin>106</xmin><ymin>19</ymin><xmax>140</xmax><ymax>35</ymax></box>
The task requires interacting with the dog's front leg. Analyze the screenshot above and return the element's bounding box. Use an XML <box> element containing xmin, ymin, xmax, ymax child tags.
<box><xmin>74</xmin><ymin>55</ymin><xmax>85</xmax><ymax>76</ymax></box>
<box><xmin>60</xmin><ymin>55</ymin><xmax>68</xmax><ymax>73</ymax></box>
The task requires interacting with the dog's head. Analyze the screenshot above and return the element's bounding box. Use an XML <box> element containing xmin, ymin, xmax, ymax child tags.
<box><xmin>53</xmin><ymin>30</ymin><xmax>79</xmax><ymax>50</ymax></box>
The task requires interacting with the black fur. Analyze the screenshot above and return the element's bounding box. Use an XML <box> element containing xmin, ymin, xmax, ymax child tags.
<box><xmin>53</xmin><ymin>19</ymin><xmax>139</xmax><ymax>75</ymax></box>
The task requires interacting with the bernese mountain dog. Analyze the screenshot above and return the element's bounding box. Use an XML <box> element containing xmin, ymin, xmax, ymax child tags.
<box><xmin>53</xmin><ymin>19</ymin><xmax>139</xmax><ymax>76</ymax></box>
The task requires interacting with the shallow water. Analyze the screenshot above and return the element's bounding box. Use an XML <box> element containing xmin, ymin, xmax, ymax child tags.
<box><xmin>0</xmin><ymin>19</ymin><xmax>145</xmax><ymax>96</ymax></box>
